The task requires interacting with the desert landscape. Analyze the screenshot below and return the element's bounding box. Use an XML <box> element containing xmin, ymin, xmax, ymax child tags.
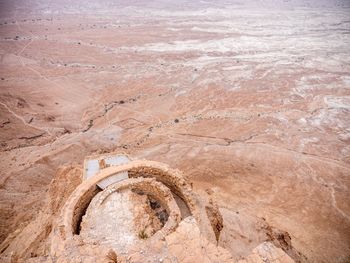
<box><xmin>0</xmin><ymin>0</ymin><xmax>349</xmax><ymax>262</ymax></box>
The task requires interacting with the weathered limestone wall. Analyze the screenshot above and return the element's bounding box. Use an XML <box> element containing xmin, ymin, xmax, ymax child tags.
<box><xmin>95</xmin><ymin>177</ymin><xmax>182</xmax><ymax>236</ymax></box>
<box><xmin>51</xmin><ymin>160</ymin><xmax>194</xmax><ymax>259</ymax></box>
<box><xmin>128</xmin><ymin>165</ymin><xmax>196</xmax><ymax>215</ymax></box>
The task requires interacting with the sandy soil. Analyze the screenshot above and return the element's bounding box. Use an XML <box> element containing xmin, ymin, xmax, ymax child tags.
<box><xmin>0</xmin><ymin>0</ymin><xmax>349</xmax><ymax>262</ymax></box>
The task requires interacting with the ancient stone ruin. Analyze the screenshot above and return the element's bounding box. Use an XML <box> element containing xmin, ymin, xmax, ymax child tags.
<box><xmin>48</xmin><ymin>153</ymin><xmax>294</xmax><ymax>262</ymax></box>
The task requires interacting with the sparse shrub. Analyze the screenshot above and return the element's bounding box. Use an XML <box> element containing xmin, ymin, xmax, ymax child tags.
<box><xmin>138</xmin><ymin>229</ymin><xmax>148</xmax><ymax>239</ymax></box>
<box><xmin>106</xmin><ymin>249</ymin><xmax>118</xmax><ymax>263</ymax></box>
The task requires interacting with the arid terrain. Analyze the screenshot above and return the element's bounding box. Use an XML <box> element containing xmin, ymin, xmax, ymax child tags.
<box><xmin>0</xmin><ymin>0</ymin><xmax>349</xmax><ymax>262</ymax></box>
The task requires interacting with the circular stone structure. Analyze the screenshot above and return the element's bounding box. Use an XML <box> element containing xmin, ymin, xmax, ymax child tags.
<box><xmin>51</xmin><ymin>159</ymin><xmax>199</xmax><ymax>260</ymax></box>
<box><xmin>79</xmin><ymin>178</ymin><xmax>181</xmax><ymax>253</ymax></box>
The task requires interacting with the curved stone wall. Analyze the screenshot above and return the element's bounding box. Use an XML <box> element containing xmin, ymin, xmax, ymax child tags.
<box><xmin>52</xmin><ymin>160</ymin><xmax>199</xmax><ymax>259</ymax></box>
<box><xmin>94</xmin><ymin>177</ymin><xmax>182</xmax><ymax>237</ymax></box>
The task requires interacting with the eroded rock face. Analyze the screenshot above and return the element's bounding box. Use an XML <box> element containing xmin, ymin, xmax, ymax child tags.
<box><xmin>206</xmin><ymin>197</ymin><xmax>224</xmax><ymax>242</ymax></box>
<box><xmin>238</xmin><ymin>242</ymin><xmax>295</xmax><ymax>263</ymax></box>
<box><xmin>0</xmin><ymin>166</ymin><xmax>83</xmax><ymax>262</ymax></box>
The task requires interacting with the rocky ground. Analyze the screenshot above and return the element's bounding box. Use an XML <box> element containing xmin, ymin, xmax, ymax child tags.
<box><xmin>0</xmin><ymin>0</ymin><xmax>349</xmax><ymax>262</ymax></box>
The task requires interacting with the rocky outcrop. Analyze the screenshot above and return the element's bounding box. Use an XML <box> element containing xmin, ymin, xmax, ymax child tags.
<box><xmin>0</xmin><ymin>156</ymin><xmax>296</xmax><ymax>263</ymax></box>
<box><xmin>0</xmin><ymin>166</ymin><xmax>82</xmax><ymax>262</ymax></box>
